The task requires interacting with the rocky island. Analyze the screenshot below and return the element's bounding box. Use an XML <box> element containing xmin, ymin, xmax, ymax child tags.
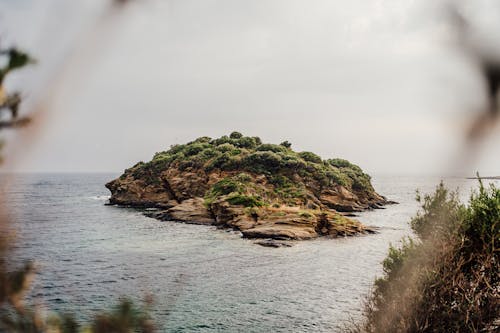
<box><xmin>106</xmin><ymin>132</ymin><xmax>392</xmax><ymax>243</ymax></box>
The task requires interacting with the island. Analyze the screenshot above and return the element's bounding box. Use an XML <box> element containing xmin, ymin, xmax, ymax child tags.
<box><xmin>106</xmin><ymin>132</ymin><xmax>392</xmax><ymax>244</ymax></box>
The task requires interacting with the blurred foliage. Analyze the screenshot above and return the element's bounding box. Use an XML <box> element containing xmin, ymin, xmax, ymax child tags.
<box><xmin>0</xmin><ymin>47</ymin><xmax>35</xmax><ymax>84</ymax></box>
<box><xmin>0</xmin><ymin>47</ymin><xmax>34</xmax><ymax>128</ymax></box>
<box><xmin>1</xmin><ymin>296</ymin><xmax>155</xmax><ymax>333</ymax></box>
<box><xmin>357</xmin><ymin>181</ymin><xmax>500</xmax><ymax>332</ymax></box>
<box><xmin>0</xmin><ymin>45</ymin><xmax>156</xmax><ymax>332</ymax></box>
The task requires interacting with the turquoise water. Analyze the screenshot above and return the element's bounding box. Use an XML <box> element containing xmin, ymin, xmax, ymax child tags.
<box><xmin>3</xmin><ymin>174</ymin><xmax>495</xmax><ymax>332</ymax></box>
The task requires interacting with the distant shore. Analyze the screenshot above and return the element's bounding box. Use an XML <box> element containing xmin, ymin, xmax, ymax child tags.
<box><xmin>466</xmin><ymin>176</ymin><xmax>500</xmax><ymax>180</ymax></box>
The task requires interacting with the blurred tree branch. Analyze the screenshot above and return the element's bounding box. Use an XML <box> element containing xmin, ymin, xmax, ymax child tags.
<box><xmin>0</xmin><ymin>43</ymin><xmax>156</xmax><ymax>332</ymax></box>
<box><xmin>0</xmin><ymin>47</ymin><xmax>34</xmax><ymax>129</ymax></box>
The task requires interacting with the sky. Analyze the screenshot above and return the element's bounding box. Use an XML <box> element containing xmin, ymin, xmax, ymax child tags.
<box><xmin>0</xmin><ymin>0</ymin><xmax>499</xmax><ymax>176</ymax></box>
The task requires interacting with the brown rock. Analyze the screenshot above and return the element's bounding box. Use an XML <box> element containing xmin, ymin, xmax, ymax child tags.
<box><xmin>106</xmin><ymin>174</ymin><xmax>172</xmax><ymax>207</ymax></box>
<box><xmin>242</xmin><ymin>224</ymin><xmax>318</xmax><ymax>240</ymax></box>
<box><xmin>166</xmin><ymin>198</ymin><xmax>214</xmax><ymax>225</ymax></box>
<box><xmin>254</xmin><ymin>239</ymin><xmax>294</xmax><ymax>248</ymax></box>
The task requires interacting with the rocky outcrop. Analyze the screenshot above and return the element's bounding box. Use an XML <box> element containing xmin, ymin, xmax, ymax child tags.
<box><xmin>107</xmin><ymin>169</ymin><xmax>387</xmax><ymax>213</ymax></box>
<box><xmin>107</xmin><ymin>172</ymin><xmax>384</xmax><ymax>242</ymax></box>
<box><xmin>142</xmin><ymin>198</ymin><xmax>376</xmax><ymax>242</ymax></box>
<box><xmin>106</xmin><ymin>133</ymin><xmax>393</xmax><ymax>243</ymax></box>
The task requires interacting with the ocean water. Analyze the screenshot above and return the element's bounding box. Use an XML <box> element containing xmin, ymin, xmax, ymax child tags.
<box><xmin>2</xmin><ymin>173</ymin><xmax>497</xmax><ymax>332</ymax></box>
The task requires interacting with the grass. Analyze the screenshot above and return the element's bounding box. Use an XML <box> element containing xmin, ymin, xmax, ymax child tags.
<box><xmin>226</xmin><ymin>194</ymin><xmax>265</xmax><ymax>207</ymax></box>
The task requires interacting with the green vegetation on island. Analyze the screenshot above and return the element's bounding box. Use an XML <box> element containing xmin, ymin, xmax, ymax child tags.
<box><xmin>121</xmin><ymin>131</ymin><xmax>374</xmax><ymax>207</ymax></box>
<box><xmin>151</xmin><ymin>132</ymin><xmax>370</xmax><ymax>190</ymax></box>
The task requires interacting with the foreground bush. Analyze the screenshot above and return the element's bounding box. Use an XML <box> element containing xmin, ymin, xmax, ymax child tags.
<box><xmin>358</xmin><ymin>181</ymin><xmax>499</xmax><ymax>332</ymax></box>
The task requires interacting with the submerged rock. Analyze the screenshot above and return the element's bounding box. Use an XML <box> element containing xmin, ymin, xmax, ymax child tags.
<box><xmin>254</xmin><ymin>239</ymin><xmax>294</xmax><ymax>248</ymax></box>
<box><xmin>106</xmin><ymin>132</ymin><xmax>392</xmax><ymax>241</ymax></box>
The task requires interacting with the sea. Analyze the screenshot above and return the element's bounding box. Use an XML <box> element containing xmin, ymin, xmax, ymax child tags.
<box><xmin>1</xmin><ymin>173</ymin><xmax>497</xmax><ymax>332</ymax></box>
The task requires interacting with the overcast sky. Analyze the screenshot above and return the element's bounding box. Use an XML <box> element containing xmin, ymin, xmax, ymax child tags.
<box><xmin>1</xmin><ymin>0</ymin><xmax>499</xmax><ymax>175</ymax></box>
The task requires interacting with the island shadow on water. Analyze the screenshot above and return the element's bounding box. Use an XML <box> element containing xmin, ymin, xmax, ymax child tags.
<box><xmin>106</xmin><ymin>132</ymin><xmax>397</xmax><ymax>247</ymax></box>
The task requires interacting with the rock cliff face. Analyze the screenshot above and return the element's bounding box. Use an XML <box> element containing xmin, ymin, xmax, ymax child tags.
<box><xmin>106</xmin><ymin>132</ymin><xmax>391</xmax><ymax>241</ymax></box>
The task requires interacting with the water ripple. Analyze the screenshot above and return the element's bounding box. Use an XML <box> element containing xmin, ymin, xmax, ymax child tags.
<box><xmin>4</xmin><ymin>173</ymin><xmax>496</xmax><ymax>332</ymax></box>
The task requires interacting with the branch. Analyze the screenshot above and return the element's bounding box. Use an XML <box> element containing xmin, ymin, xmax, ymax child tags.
<box><xmin>0</xmin><ymin>117</ymin><xmax>30</xmax><ymax>129</ymax></box>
